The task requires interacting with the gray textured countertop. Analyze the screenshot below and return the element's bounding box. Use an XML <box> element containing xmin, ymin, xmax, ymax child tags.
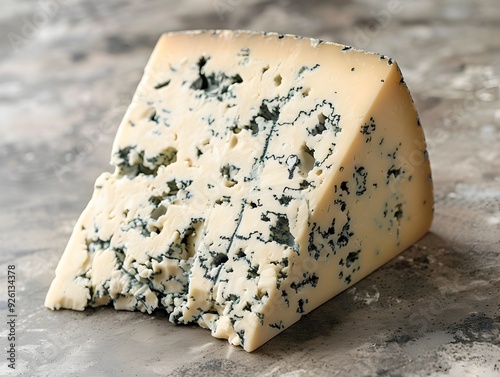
<box><xmin>0</xmin><ymin>0</ymin><xmax>499</xmax><ymax>376</ymax></box>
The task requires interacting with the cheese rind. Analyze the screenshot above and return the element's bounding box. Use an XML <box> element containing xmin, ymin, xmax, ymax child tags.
<box><xmin>45</xmin><ymin>30</ymin><xmax>433</xmax><ymax>352</ymax></box>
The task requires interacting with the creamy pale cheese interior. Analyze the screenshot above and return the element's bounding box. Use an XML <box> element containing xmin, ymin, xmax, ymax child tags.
<box><xmin>45</xmin><ymin>30</ymin><xmax>433</xmax><ymax>352</ymax></box>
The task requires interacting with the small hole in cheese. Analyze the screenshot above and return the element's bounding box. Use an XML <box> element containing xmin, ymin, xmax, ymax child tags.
<box><xmin>229</xmin><ymin>135</ymin><xmax>238</xmax><ymax>148</ymax></box>
<box><xmin>274</xmin><ymin>74</ymin><xmax>282</xmax><ymax>86</ymax></box>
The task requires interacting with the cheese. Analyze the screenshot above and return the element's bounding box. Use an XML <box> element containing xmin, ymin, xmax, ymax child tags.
<box><xmin>45</xmin><ymin>30</ymin><xmax>433</xmax><ymax>352</ymax></box>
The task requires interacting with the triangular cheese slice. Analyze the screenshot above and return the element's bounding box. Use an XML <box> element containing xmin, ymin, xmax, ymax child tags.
<box><xmin>45</xmin><ymin>30</ymin><xmax>433</xmax><ymax>352</ymax></box>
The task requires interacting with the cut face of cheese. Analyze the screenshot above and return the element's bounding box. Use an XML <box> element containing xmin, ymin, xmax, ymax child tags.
<box><xmin>45</xmin><ymin>30</ymin><xmax>433</xmax><ymax>352</ymax></box>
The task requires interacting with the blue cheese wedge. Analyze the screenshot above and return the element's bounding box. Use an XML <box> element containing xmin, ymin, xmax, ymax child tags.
<box><xmin>45</xmin><ymin>30</ymin><xmax>433</xmax><ymax>352</ymax></box>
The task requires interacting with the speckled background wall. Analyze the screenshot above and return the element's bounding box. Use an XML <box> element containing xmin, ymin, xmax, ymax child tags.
<box><xmin>0</xmin><ymin>1</ymin><xmax>499</xmax><ymax>376</ymax></box>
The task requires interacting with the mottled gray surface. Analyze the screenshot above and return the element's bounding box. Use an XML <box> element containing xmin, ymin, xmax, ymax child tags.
<box><xmin>0</xmin><ymin>0</ymin><xmax>499</xmax><ymax>376</ymax></box>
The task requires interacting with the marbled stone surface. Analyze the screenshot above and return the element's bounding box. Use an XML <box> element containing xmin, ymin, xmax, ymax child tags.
<box><xmin>0</xmin><ymin>0</ymin><xmax>499</xmax><ymax>376</ymax></box>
